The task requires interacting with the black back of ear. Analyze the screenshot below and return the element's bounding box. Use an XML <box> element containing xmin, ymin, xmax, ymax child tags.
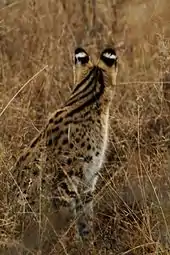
<box><xmin>75</xmin><ymin>48</ymin><xmax>89</xmax><ymax>65</ymax></box>
<box><xmin>100</xmin><ymin>48</ymin><xmax>117</xmax><ymax>67</ymax></box>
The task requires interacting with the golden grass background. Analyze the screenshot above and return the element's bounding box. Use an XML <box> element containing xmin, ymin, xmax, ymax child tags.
<box><xmin>0</xmin><ymin>0</ymin><xmax>170</xmax><ymax>254</ymax></box>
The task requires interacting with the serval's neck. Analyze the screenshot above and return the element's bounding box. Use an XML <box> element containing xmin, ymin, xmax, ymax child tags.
<box><xmin>65</xmin><ymin>66</ymin><xmax>112</xmax><ymax>118</ymax></box>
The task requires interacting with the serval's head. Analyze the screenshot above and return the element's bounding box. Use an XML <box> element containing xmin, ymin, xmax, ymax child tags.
<box><xmin>74</xmin><ymin>47</ymin><xmax>118</xmax><ymax>86</ymax></box>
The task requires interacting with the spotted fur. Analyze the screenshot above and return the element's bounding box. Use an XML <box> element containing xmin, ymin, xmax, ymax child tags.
<box><xmin>7</xmin><ymin>47</ymin><xmax>118</xmax><ymax>245</ymax></box>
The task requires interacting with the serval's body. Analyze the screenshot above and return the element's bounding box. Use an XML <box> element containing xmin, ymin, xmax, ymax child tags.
<box><xmin>7</xmin><ymin>47</ymin><xmax>118</xmax><ymax>244</ymax></box>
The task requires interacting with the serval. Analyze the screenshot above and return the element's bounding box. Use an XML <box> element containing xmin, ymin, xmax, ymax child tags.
<box><xmin>7</xmin><ymin>47</ymin><xmax>118</xmax><ymax>246</ymax></box>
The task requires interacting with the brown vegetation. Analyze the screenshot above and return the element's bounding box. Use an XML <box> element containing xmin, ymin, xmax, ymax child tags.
<box><xmin>0</xmin><ymin>0</ymin><xmax>170</xmax><ymax>254</ymax></box>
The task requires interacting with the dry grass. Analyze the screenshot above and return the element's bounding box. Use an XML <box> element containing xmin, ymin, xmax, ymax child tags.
<box><xmin>0</xmin><ymin>0</ymin><xmax>170</xmax><ymax>254</ymax></box>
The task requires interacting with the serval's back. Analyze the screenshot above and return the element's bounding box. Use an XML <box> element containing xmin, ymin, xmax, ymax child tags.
<box><xmin>7</xmin><ymin>47</ymin><xmax>118</xmax><ymax>248</ymax></box>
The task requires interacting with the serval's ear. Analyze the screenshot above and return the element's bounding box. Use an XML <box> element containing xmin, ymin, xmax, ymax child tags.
<box><xmin>100</xmin><ymin>48</ymin><xmax>117</xmax><ymax>68</ymax></box>
<box><xmin>98</xmin><ymin>48</ymin><xmax>118</xmax><ymax>85</ymax></box>
<box><xmin>75</xmin><ymin>48</ymin><xmax>90</xmax><ymax>65</ymax></box>
<box><xmin>74</xmin><ymin>47</ymin><xmax>93</xmax><ymax>84</ymax></box>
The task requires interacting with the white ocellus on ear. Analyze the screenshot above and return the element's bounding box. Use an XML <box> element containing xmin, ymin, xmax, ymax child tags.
<box><xmin>100</xmin><ymin>48</ymin><xmax>117</xmax><ymax>67</ymax></box>
<box><xmin>75</xmin><ymin>48</ymin><xmax>89</xmax><ymax>65</ymax></box>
